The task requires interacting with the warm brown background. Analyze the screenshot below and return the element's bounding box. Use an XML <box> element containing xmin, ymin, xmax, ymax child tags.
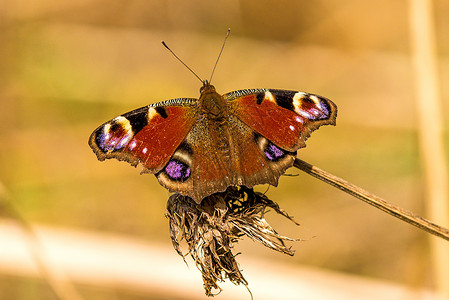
<box><xmin>1</xmin><ymin>0</ymin><xmax>448</xmax><ymax>299</ymax></box>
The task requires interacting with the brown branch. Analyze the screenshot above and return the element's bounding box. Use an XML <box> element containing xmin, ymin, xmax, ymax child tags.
<box><xmin>293</xmin><ymin>158</ymin><xmax>449</xmax><ymax>242</ymax></box>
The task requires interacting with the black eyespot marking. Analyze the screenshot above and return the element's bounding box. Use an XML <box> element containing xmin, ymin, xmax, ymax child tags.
<box><xmin>110</xmin><ymin>123</ymin><xmax>120</xmax><ymax>132</ymax></box>
<box><xmin>125</xmin><ymin>113</ymin><xmax>148</xmax><ymax>134</ymax></box>
<box><xmin>256</xmin><ymin>92</ymin><xmax>265</xmax><ymax>105</ymax></box>
<box><xmin>178</xmin><ymin>141</ymin><xmax>193</xmax><ymax>155</ymax></box>
<box><xmin>164</xmin><ymin>159</ymin><xmax>191</xmax><ymax>182</ymax></box>
<box><xmin>272</xmin><ymin>90</ymin><xmax>295</xmax><ymax>111</ymax></box>
<box><xmin>155</xmin><ymin>107</ymin><xmax>168</xmax><ymax>119</ymax></box>
<box><xmin>253</xmin><ymin>131</ymin><xmax>260</xmax><ymax>143</ymax></box>
<box><xmin>303</xmin><ymin>94</ymin><xmax>315</xmax><ymax>104</ymax></box>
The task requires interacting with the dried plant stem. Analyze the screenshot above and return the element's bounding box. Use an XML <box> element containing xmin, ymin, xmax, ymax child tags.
<box><xmin>293</xmin><ymin>158</ymin><xmax>449</xmax><ymax>242</ymax></box>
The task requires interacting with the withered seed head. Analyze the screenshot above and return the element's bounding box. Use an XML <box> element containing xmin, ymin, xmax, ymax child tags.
<box><xmin>165</xmin><ymin>186</ymin><xmax>299</xmax><ymax>296</ymax></box>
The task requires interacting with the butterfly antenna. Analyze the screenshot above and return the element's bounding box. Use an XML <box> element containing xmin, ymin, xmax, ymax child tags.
<box><xmin>209</xmin><ymin>28</ymin><xmax>231</xmax><ymax>84</ymax></box>
<box><xmin>162</xmin><ymin>41</ymin><xmax>203</xmax><ymax>84</ymax></box>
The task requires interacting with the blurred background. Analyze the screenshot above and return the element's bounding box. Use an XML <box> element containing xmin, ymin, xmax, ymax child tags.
<box><xmin>0</xmin><ymin>0</ymin><xmax>448</xmax><ymax>299</ymax></box>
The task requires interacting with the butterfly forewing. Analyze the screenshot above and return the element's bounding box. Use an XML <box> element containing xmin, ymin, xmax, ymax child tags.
<box><xmin>226</xmin><ymin>89</ymin><xmax>337</xmax><ymax>152</ymax></box>
<box><xmin>89</xmin><ymin>98</ymin><xmax>198</xmax><ymax>174</ymax></box>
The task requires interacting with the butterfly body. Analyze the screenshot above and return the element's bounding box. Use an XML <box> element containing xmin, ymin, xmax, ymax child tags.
<box><xmin>89</xmin><ymin>81</ymin><xmax>337</xmax><ymax>202</ymax></box>
<box><xmin>198</xmin><ymin>81</ymin><xmax>228</xmax><ymax>120</ymax></box>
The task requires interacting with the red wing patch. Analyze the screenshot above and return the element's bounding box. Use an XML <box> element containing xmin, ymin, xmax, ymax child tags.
<box><xmin>229</xmin><ymin>90</ymin><xmax>337</xmax><ymax>152</ymax></box>
<box><xmin>128</xmin><ymin>106</ymin><xmax>196</xmax><ymax>172</ymax></box>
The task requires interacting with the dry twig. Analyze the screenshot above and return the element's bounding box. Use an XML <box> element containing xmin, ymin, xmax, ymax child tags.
<box><xmin>293</xmin><ymin>158</ymin><xmax>449</xmax><ymax>241</ymax></box>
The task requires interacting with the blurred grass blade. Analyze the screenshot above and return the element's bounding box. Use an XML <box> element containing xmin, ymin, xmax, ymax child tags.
<box><xmin>409</xmin><ymin>0</ymin><xmax>449</xmax><ymax>298</ymax></box>
<box><xmin>0</xmin><ymin>182</ymin><xmax>84</xmax><ymax>300</ymax></box>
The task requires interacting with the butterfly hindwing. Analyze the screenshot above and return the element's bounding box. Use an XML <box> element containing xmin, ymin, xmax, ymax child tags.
<box><xmin>89</xmin><ymin>98</ymin><xmax>198</xmax><ymax>174</ymax></box>
<box><xmin>156</xmin><ymin>112</ymin><xmax>297</xmax><ymax>201</ymax></box>
<box><xmin>226</xmin><ymin>89</ymin><xmax>337</xmax><ymax>152</ymax></box>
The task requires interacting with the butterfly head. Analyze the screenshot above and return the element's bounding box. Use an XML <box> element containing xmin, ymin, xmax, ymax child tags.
<box><xmin>200</xmin><ymin>80</ymin><xmax>216</xmax><ymax>94</ymax></box>
<box><xmin>198</xmin><ymin>80</ymin><xmax>228</xmax><ymax>120</ymax></box>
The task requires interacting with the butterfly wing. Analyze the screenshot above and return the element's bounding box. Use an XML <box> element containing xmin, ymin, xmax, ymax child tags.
<box><xmin>89</xmin><ymin>89</ymin><xmax>337</xmax><ymax>203</ymax></box>
<box><xmin>155</xmin><ymin>110</ymin><xmax>298</xmax><ymax>201</ymax></box>
<box><xmin>89</xmin><ymin>98</ymin><xmax>198</xmax><ymax>174</ymax></box>
<box><xmin>193</xmin><ymin>88</ymin><xmax>336</xmax><ymax>198</ymax></box>
<box><xmin>225</xmin><ymin>89</ymin><xmax>337</xmax><ymax>152</ymax></box>
<box><xmin>157</xmin><ymin>87</ymin><xmax>337</xmax><ymax>202</ymax></box>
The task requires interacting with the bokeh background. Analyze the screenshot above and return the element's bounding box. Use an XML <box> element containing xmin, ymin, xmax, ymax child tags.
<box><xmin>1</xmin><ymin>0</ymin><xmax>448</xmax><ymax>299</ymax></box>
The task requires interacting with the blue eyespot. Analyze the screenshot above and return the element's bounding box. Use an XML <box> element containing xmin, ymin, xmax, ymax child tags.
<box><xmin>164</xmin><ymin>159</ymin><xmax>191</xmax><ymax>181</ymax></box>
<box><xmin>264</xmin><ymin>142</ymin><xmax>286</xmax><ymax>161</ymax></box>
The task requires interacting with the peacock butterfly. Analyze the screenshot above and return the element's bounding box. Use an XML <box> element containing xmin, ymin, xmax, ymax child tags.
<box><xmin>89</xmin><ymin>81</ymin><xmax>337</xmax><ymax>202</ymax></box>
<box><xmin>89</xmin><ymin>34</ymin><xmax>337</xmax><ymax>203</ymax></box>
